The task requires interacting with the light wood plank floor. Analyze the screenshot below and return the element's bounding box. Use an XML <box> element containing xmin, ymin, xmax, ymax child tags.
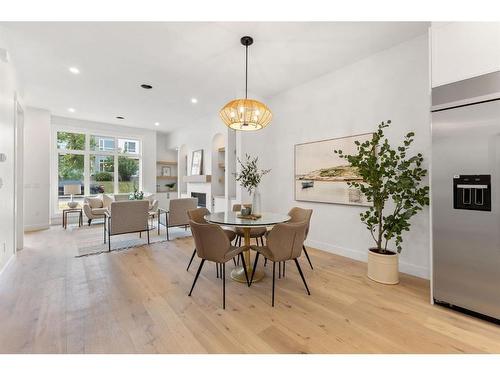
<box><xmin>0</xmin><ymin>226</ymin><xmax>499</xmax><ymax>354</ymax></box>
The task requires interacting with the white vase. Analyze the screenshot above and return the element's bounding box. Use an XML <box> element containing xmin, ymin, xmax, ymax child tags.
<box><xmin>252</xmin><ymin>188</ymin><xmax>262</xmax><ymax>215</ymax></box>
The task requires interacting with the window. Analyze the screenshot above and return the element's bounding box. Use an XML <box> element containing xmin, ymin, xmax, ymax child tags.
<box><xmin>57</xmin><ymin>131</ymin><xmax>85</xmax><ymax>150</ymax></box>
<box><xmin>118</xmin><ymin>156</ymin><xmax>140</xmax><ymax>193</ymax></box>
<box><xmin>90</xmin><ymin>135</ymin><xmax>115</xmax><ymax>152</ymax></box>
<box><xmin>118</xmin><ymin>138</ymin><xmax>139</xmax><ymax>155</ymax></box>
<box><xmin>90</xmin><ymin>155</ymin><xmax>114</xmax><ymax>194</ymax></box>
<box><xmin>54</xmin><ymin>131</ymin><xmax>142</xmax><ymax>213</ymax></box>
<box><xmin>58</xmin><ymin>153</ymin><xmax>84</xmax><ymax>211</ymax></box>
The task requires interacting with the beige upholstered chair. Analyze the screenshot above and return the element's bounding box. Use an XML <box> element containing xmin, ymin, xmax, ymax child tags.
<box><xmin>232</xmin><ymin>204</ymin><xmax>267</xmax><ymax>247</ymax></box>
<box><xmin>249</xmin><ymin>221</ymin><xmax>309</xmax><ymax>306</ymax></box>
<box><xmin>161</xmin><ymin>198</ymin><xmax>198</xmax><ymax>240</ymax></box>
<box><xmin>188</xmin><ymin>220</ymin><xmax>249</xmax><ymax>309</ymax></box>
<box><xmin>186</xmin><ymin>208</ymin><xmax>237</xmax><ymax>272</ymax></box>
<box><xmin>287</xmin><ymin>207</ymin><xmax>314</xmax><ymax>269</ymax></box>
<box><xmin>104</xmin><ymin>200</ymin><xmax>150</xmax><ymax>251</ymax></box>
<box><xmin>83</xmin><ymin>194</ymin><xmax>113</xmax><ymax>225</ymax></box>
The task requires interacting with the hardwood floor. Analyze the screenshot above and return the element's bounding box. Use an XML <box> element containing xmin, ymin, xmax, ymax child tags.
<box><xmin>0</xmin><ymin>226</ymin><xmax>499</xmax><ymax>353</ymax></box>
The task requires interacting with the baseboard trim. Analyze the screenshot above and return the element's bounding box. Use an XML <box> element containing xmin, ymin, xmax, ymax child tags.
<box><xmin>24</xmin><ymin>224</ymin><xmax>50</xmax><ymax>232</ymax></box>
<box><xmin>305</xmin><ymin>239</ymin><xmax>429</xmax><ymax>280</ymax></box>
<box><xmin>0</xmin><ymin>253</ymin><xmax>15</xmax><ymax>277</ymax></box>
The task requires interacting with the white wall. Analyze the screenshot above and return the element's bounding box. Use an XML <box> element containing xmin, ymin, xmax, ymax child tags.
<box><xmin>242</xmin><ymin>34</ymin><xmax>431</xmax><ymax>278</ymax></box>
<box><xmin>0</xmin><ymin>28</ymin><xmax>20</xmax><ymax>271</ymax></box>
<box><xmin>24</xmin><ymin>107</ymin><xmax>51</xmax><ymax>231</ymax></box>
<box><xmin>431</xmin><ymin>22</ymin><xmax>500</xmax><ymax>87</ymax></box>
<box><xmin>156</xmin><ymin>132</ymin><xmax>177</xmax><ymax>162</ymax></box>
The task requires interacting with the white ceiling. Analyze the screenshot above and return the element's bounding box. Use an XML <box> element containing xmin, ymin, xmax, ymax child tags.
<box><xmin>2</xmin><ymin>22</ymin><xmax>428</xmax><ymax>132</ymax></box>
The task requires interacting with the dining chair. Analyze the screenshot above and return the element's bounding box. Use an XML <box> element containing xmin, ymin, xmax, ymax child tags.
<box><xmin>232</xmin><ymin>203</ymin><xmax>267</xmax><ymax>247</ymax></box>
<box><xmin>249</xmin><ymin>221</ymin><xmax>309</xmax><ymax>307</ymax></box>
<box><xmin>188</xmin><ymin>220</ymin><xmax>249</xmax><ymax>309</ymax></box>
<box><xmin>186</xmin><ymin>208</ymin><xmax>237</xmax><ymax>273</ymax></box>
<box><xmin>287</xmin><ymin>207</ymin><xmax>314</xmax><ymax>269</ymax></box>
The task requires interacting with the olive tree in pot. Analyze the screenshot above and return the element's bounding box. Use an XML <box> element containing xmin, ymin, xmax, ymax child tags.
<box><xmin>334</xmin><ymin>120</ymin><xmax>429</xmax><ymax>284</ymax></box>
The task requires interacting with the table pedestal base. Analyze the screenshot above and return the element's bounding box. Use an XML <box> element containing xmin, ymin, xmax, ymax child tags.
<box><xmin>231</xmin><ymin>265</ymin><xmax>264</xmax><ymax>283</ymax></box>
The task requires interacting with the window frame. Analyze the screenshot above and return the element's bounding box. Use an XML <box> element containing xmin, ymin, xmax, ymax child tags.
<box><xmin>51</xmin><ymin>126</ymin><xmax>143</xmax><ymax>216</ymax></box>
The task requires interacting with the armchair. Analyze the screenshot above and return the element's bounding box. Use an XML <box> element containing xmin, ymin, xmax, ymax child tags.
<box><xmin>104</xmin><ymin>200</ymin><xmax>150</xmax><ymax>251</ymax></box>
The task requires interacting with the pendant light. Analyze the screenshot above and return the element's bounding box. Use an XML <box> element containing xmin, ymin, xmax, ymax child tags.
<box><xmin>219</xmin><ymin>36</ymin><xmax>272</xmax><ymax>131</ymax></box>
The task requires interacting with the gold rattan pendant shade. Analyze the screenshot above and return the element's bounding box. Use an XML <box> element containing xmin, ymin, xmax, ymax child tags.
<box><xmin>219</xmin><ymin>98</ymin><xmax>272</xmax><ymax>131</ymax></box>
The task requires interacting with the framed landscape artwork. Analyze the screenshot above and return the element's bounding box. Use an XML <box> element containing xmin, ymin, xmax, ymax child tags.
<box><xmin>294</xmin><ymin>133</ymin><xmax>374</xmax><ymax>206</ymax></box>
<box><xmin>191</xmin><ymin>149</ymin><xmax>203</xmax><ymax>175</ymax></box>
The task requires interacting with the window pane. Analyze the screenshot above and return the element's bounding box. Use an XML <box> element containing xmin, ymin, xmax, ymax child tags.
<box><xmin>90</xmin><ymin>135</ymin><xmax>115</xmax><ymax>152</ymax></box>
<box><xmin>118</xmin><ymin>138</ymin><xmax>140</xmax><ymax>154</ymax></box>
<box><xmin>118</xmin><ymin>156</ymin><xmax>139</xmax><ymax>193</ymax></box>
<box><xmin>57</xmin><ymin>131</ymin><xmax>85</xmax><ymax>150</ymax></box>
<box><xmin>58</xmin><ymin>153</ymin><xmax>84</xmax><ymax>210</ymax></box>
<box><xmin>90</xmin><ymin>155</ymin><xmax>114</xmax><ymax>195</ymax></box>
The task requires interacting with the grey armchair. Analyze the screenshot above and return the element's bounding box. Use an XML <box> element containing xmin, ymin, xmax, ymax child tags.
<box><xmin>104</xmin><ymin>200</ymin><xmax>150</xmax><ymax>251</ymax></box>
<box><xmin>249</xmin><ymin>221</ymin><xmax>309</xmax><ymax>307</ymax></box>
<box><xmin>188</xmin><ymin>220</ymin><xmax>249</xmax><ymax>309</ymax></box>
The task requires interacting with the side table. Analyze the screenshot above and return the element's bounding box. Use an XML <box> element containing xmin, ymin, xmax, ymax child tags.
<box><xmin>63</xmin><ymin>207</ymin><xmax>83</xmax><ymax>229</ymax></box>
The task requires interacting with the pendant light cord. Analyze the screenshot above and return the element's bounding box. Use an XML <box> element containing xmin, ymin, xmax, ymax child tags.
<box><xmin>245</xmin><ymin>44</ymin><xmax>248</xmax><ymax>99</ymax></box>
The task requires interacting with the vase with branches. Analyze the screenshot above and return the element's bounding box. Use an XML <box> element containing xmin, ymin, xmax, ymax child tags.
<box><xmin>334</xmin><ymin>120</ymin><xmax>429</xmax><ymax>283</ymax></box>
<box><xmin>234</xmin><ymin>154</ymin><xmax>270</xmax><ymax>214</ymax></box>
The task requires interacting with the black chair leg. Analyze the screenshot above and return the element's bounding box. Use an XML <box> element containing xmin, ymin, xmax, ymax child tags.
<box><xmin>240</xmin><ymin>253</ymin><xmax>250</xmax><ymax>286</ymax></box>
<box><xmin>233</xmin><ymin>257</ymin><xmax>237</xmax><ymax>266</ymax></box>
<box><xmin>283</xmin><ymin>261</ymin><xmax>286</xmax><ymax>277</ymax></box>
<box><xmin>303</xmin><ymin>245</ymin><xmax>313</xmax><ymax>270</ymax></box>
<box><xmin>216</xmin><ymin>262</ymin><xmax>219</xmax><ymax>278</ymax></box>
<box><xmin>222</xmin><ymin>263</ymin><xmax>226</xmax><ymax>310</ymax></box>
<box><xmin>187</xmin><ymin>249</ymin><xmax>196</xmax><ymax>271</ymax></box>
<box><xmin>166</xmin><ymin>226</ymin><xmax>170</xmax><ymax>241</ymax></box>
<box><xmin>189</xmin><ymin>259</ymin><xmax>205</xmax><ymax>296</ymax></box>
<box><xmin>278</xmin><ymin>261</ymin><xmax>281</xmax><ymax>279</ymax></box>
<box><xmin>238</xmin><ymin>236</ymin><xmax>242</xmax><ymax>247</ymax></box>
<box><xmin>294</xmin><ymin>258</ymin><xmax>311</xmax><ymax>295</ymax></box>
<box><xmin>88</xmin><ymin>219</ymin><xmax>92</xmax><ymax>226</ymax></box>
<box><xmin>272</xmin><ymin>262</ymin><xmax>276</xmax><ymax>307</ymax></box>
<box><xmin>249</xmin><ymin>252</ymin><xmax>260</xmax><ymax>286</ymax></box>
<box><xmin>264</xmin><ymin>257</ymin><xmax>267</xmax><ymax>267</ymax></box>
<box><xmin>147</xmin><ymin>228</ymin><xmax>150</xmax><ymax>244</ymax></box>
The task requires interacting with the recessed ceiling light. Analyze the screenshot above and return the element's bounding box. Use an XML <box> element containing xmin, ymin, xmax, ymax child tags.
<box><xmin>68</xmin><ymin>67</ymin><xmax>80</xmax><ymax>74</ymax></box>
<box><xmin>116</xmin><ymin>116</ymin><xmax>125</xmax><ymax>120</ymax></box>
<box><xmin>141</xmin><ymin>84</ymin><xmax>153</xmax><ymax>89</ymax></box>
<box><xmin>154</xmin><ymin>122</ymin><xmax>160</xmax><ymax>126</ymax></box>
<box><xmin>68</xmin><ymin>108</ymin><xmax>75</xmax><ymax>113</ymax></box>
<box><xmin>191</xmin><ymin>98</ymin><xmax>198</xmax><ymax>104</ymax></box>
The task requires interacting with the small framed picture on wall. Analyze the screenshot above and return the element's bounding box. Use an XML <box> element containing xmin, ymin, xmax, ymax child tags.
<box><xmin>191</xmin><ymin>149</ymin><xmax>203</xmax><ymax>175</ymax></box>
<box><xmin>162</xmin><ymin>166</ymin><xmax>171</xmax><ymax>176</ymax></box>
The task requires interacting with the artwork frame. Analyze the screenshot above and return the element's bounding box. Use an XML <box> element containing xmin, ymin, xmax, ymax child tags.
<box><xmin>294</xmin><ymin>132</ymin><xmax>374</xmax><ymax>206</ymax></box>
<box><xmin>190</xmin><ymin>149</ymin><xmax>203</xmax><ymax>175</ymax></box>
<box><xmin>162</xmin><ymin>166</ymin><xmax>171</xmax><ymax>176</ymax></box>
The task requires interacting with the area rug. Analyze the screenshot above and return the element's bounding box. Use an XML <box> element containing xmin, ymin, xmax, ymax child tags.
<box><xmin>70</xmin><ymin>223</ymin><xmax>192</xmax><ymax>257</ymax></box>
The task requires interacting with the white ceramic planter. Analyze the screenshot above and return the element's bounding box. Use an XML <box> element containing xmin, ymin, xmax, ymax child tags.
<box><xmin>367</xmin><ymin>248</ymin><xmax>399</xmax><ymax>285</ymax></box>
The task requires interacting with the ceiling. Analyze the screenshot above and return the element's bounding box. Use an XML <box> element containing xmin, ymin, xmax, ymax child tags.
<box><xmin>2</xmin><ymin>22</ymin><xmax>429</xmax><ymax>132</ymax></box>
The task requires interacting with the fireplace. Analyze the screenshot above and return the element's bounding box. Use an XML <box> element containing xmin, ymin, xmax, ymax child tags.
<box><xmin>191</xmin><ymin>192</ymin><xmax>207</xmax><ymax>208</ymax></box>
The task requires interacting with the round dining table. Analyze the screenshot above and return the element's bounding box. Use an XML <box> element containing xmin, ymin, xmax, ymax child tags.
<box><xmin>204</xmin><ymin>211</ymin><xmax>290</xmax><ymax>283</ymax></box>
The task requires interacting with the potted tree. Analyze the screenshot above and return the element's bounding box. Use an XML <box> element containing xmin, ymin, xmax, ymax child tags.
<box><xmin>334</xmin><ymin>120</ymin><xmax>429</xmax><ymax>284</ymax></box>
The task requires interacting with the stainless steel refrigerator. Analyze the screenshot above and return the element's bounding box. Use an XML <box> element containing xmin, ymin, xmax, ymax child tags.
<box><xmin>432</xmin><ymin>71</ymin><xmax>500</xmax><ymax>321</ymax></box>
